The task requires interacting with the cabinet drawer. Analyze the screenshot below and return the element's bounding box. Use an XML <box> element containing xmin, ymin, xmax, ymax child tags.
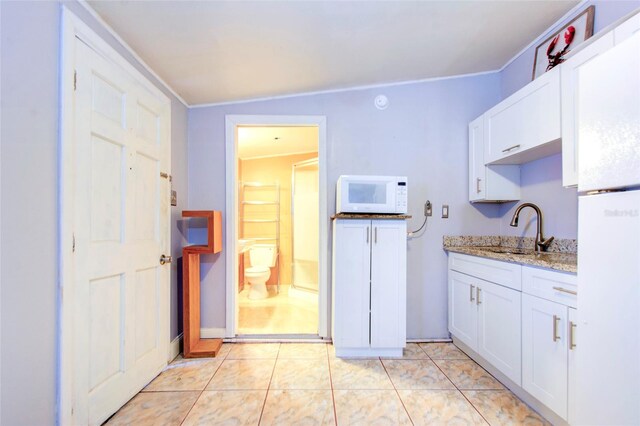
<box><xmin>449</xmin><ymin>253</ymin><xmax>521</xmax><ymax>291</ymax></box>
<box><xmin>522</xmin><ymin>266</ymin><xmax>577</xmax><ymax>308</ymax></box>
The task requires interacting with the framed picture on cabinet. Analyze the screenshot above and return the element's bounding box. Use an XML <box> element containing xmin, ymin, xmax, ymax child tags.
<box><xmin>532</xmin><ymin>5</ymin><xmax>595</xmax><ymax>80</ymax></box>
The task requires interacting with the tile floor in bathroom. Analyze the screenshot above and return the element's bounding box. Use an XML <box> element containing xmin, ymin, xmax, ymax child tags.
<box><xmin>238</xmin><ymin>285</ymin><xmax>318</xmax><ymax>334</ymax></box>
<box><xmin>106</xmin><ymin>342</ymin><xmax>549</xmax><ymax>425</ymax></box>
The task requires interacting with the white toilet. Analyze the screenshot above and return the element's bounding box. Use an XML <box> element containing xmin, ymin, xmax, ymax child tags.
<box><xmin>245</xmin><ymin>244</ymin><xmax>277</xmax><ymax>300</ymax></box>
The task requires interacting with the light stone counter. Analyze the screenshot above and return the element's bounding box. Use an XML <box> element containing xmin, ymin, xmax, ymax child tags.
<box><xmin>443</xmin><ymin>235</ymin><xmax>577</xmax><ymax>273</ymax></box>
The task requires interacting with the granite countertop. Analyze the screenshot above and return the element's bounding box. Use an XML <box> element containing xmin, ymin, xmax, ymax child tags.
<box><xmin>443</xmin><ymin>236</ymin><xmax>577</xmax><ymax>273</ymax></box>
<box><xmin>332</xmin><ymin>213</ymin><xmax>412</xmax><ymax>220</ymax></box>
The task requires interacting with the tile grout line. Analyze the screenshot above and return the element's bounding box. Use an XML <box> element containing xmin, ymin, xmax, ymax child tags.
<box><xmin>429</xmin><ymin>354</ymin><xmax>493</xmax><ymax>425</ymax></box>
<box><xmin>178</xmin><ymin>347</ymin><xmax>229</xmax><ymax>426</ymax></box>
<box><xmin>257</xmin><ymin>344</ymin><xmax>281</xmax><ymax>425</ymax></box>
<box><xmin>379</xmin><ymin>356</ymin><xmax>415</xmax><ymax>426</ymax></box>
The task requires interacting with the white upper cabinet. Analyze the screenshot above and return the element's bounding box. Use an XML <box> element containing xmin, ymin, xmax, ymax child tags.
<box><xmin>614</xmin><ymin>12</ymin><xmax>640</xmax><ymax>43</ymax></box>
<box><xmin>468</xmin><ymin>116</ymin><xmax>520</xmax><ymax>203</ymax></box>
<box><xmin>561</xmin><ymin>32</ymin><xmax>615</xmax><ymax>187</ymax></box>
<box><xmin>484</xmin><ymin>67</ymin><xmax>561</xmax><ymax>165</ymax></box>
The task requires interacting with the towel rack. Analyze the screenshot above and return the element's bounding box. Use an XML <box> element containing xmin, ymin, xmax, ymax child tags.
<box><xmin>240</xmin><ymin>181</ymin><xmax>280</xmax><ymax>293</ymax></box>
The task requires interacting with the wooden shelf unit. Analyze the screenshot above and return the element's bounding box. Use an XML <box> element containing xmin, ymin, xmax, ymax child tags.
<box><xmin>182</xmin><ymin>210</ymin><xmax>223</xmax><ymax>358</ymax></box>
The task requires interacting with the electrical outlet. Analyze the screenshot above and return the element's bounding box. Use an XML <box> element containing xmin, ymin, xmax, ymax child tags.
<box><xmin>442</xmin><ymin>204</ymin><xmax>449</xmax><ymax>218</ymax></box>
<box><xmin>425</xmin><ymin>201</ymin><xmax>432</xmax><ymax>217</ymax></box>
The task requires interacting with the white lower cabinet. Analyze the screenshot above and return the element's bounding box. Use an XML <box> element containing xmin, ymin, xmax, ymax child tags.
<box><xmin>332</xmin><ymin>218</ymin><xmax>407</xmax><ymax>357</ymax></box>
<box><xmin>567</xmin><ymin>307</ymin><xmax>577</xmax><ymax>425</ymax></box>
<box><xmin>522</xmin><ymin>294</ymin><xmax>569</xmax><ymax>419</ymax></box>
<box><xmin>449</xmin><ymin>254</ymin><xmax>578</xmax><ymax>423</ymax></box>
<box><xmin>477</xmin><ymin>280</ymin><xmax>521</xmax><ymax>385</ymax></box>
<box><xmin>448</xmin><ymin>262</ymin><xmax>521</xmax><ymax>385</ymax></box>
<box><xmin>521</xmin><ymin>266</ymin><xmax>577</xmax><ymax>422</ymax></box>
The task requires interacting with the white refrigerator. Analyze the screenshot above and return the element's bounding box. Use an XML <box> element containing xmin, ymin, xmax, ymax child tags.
<box><xmin>575</xmin><ymin>31</ymin><xmax>640</xmax><ymax>425</ymax></box>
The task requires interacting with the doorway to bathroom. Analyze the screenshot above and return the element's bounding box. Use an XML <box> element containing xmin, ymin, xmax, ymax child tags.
<box><xmin>225</xmin><ymin>115</ymin><xmax>328</xmax><ymax>339</ymax></box>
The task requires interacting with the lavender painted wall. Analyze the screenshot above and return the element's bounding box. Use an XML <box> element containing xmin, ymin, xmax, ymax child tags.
<box><xmin>499</xmin><ymin>154</ymin><xmax>578</xmax><ymax>238</ymax></box>
<box><xmin>188</xmin><ymin>73</ymin><xmax>503</xmax><ymax>339</ymax></box>
<box><xmin>0</xmin><ymin>1</ymin><xmax>188</xmax><ymax>423</ymax></box>
<box><xmin>497</xmin><ymin>1</ymin><xmax>639</xmax><ymax>240</ymax></box>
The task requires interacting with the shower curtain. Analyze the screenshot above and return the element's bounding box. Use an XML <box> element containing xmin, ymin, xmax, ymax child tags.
<box><xmin>292</xmin><ymin>159</ymin><xmax>319</xmax><ymax>292</ymax></box>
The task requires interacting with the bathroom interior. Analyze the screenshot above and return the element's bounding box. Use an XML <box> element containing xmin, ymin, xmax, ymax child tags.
<box><xmin>236</xmin><ymin>126</ymin><xmax>320</xmax><ymax>335</ymax></box>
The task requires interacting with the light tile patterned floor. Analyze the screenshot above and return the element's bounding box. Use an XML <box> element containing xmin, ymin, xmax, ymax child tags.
<box><xmin>238</xmin><ymin>285</ymin><xmax>318</xmax><ymax>334</ymax></box>
<box><xmin>106</xmin><ymin>342</ymin><xmax>550</xmax><ymax>426</ymax></box>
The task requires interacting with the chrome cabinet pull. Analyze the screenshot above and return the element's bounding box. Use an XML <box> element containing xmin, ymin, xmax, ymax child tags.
<box><xmin>470</xmin><ymin>285</ymin><xmax>475</xmax><ymax>302</ymax></box>
<box><xmin>476</xmin><ymin>178</ymin><xmax>482</xmax><ymax>193</ymax></box>
<box><xmin>159</xmin><ymin>254</ymin><xmax>172</xmax><ymax>265</ymax></box>
<box><xmin>553</xmin><ymin>286</ymin><xmax>577</xmax><ymax>296</ymax></box>
<box><xmin>374</xmin><ymin>227</ymin><xmax>378</xmax><ymax>244</ymax></box>
<box><xmin>366</xmin><ymin>226</ymin><xmax>370</xmax><ymax>244</ymax></box>
<box><xmin>553</xmin><ymin>315</ymin><xmax>560</xmax><ymax>342</ymax></box>
<box><xmin>476</xmin><ymin>287</ymin><xmax>481</xmax><ymax>305</ymax></box>
<box><xmin>569</xmin><ymin>321</ymin><xmax>577</xmax><ymax>350</ymax></box>
<box><xmin>502</xmin><ymin>144</ymin><xmax>521</xmax><ymax>153</ymax></box>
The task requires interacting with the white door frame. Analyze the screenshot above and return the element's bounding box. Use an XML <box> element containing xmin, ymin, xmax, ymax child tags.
<box><xmin>58</xmin><ymin>8</ymin><xmax>171</xmax><ymax>425</ymax></box>
<box><xmin>225</xmin><ymin>115</ymin><xmax>329</xmax><ymax>338</ymax></box>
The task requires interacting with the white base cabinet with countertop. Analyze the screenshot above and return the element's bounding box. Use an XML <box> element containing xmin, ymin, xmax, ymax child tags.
<box><xmin>521</xmin><ymin>265</ymin><xmax>577</xmax><ymax>423</ymax></box>
<box><xmin>332</xmin><ymin>218</ymin><xmax>406</xmax><ymax>357</ymax></box>
<box><xmin>448</xmin><ymin>252</ymin><xmax>578</xmax><ymax>425</ymax></box>
<box><xmin>448</xmin><ymin>255</ymin><xmax>522</xmax><ymax>385</ymax></box>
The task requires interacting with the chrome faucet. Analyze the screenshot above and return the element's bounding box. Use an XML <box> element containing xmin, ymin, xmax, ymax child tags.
<box><xmin>509</xmin><ymin>203</ymin><xmax>555</xmax><ymax>253</ymax></box>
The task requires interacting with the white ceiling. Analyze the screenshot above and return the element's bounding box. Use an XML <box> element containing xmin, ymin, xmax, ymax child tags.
<box><xmin>237</xmin><ymin>126</ymin><xmax>318</xmax><ymax>160</ymax></box>
<box><xmin>87</xmin><ymin>0</ymin><xmax>580</xmax><ymax>106</ymax></box>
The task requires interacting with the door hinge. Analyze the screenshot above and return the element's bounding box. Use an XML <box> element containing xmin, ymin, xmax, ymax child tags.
<box><xmin>72</xmin><ymin>233</ymin><xmax>76</xmax><ymax>253</ymax></box>
<box><xmin>73</xmin><ymin>70</ymin><xmax>77</xmax><ymax>91</ymax></box>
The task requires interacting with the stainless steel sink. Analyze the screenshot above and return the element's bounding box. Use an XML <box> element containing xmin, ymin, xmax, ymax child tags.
<box><xmin>484</xmin><ymin>247</ymin><xmax>532</xmax><ymax>255</ymax></box>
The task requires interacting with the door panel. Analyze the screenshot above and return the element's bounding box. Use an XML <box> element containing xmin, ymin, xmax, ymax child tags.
<box><xmin>74</xmin><ymin>40</ymin><xmax>170</xmax><ymax>425</ymax></box>
<box><xmin>134</xmin><ymin>152</ymin><xmax>159</xmax><ymax>241</ymax></box>
<box><xmin>477</xmin><ymin>280</ymin><xmax>521</xmax><ymax>385</ymax></box>
<box><xmin>90</xmin><ymin>135</ymin><xmax>124</xmax><ymax>242</ymax></box>
<box><xmin>448</xmin><ymin>270</ymin><xmax>477</xmax><ymax>350</ymax></box>
<box><xmin>89</xmin><ymin>274</ymin><xmax>124</xmax><ymax>391</ymax></box>
<box><xmin>370</xmin><ymin>220</ymin><xmax>406</xmax><ymax>348</ymax></box>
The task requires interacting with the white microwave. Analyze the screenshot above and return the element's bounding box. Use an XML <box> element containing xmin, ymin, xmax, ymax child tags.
<box><xmin>336</xmin><ymin>175</ymin><xmax>408</xmax><ymax>214</ymax></box>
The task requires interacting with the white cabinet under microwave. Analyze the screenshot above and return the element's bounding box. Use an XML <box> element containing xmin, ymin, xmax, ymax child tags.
<box><xmin>336</xmin><ymin>175</ymin><xmax>408</xmax><ymax>214</ymax></box>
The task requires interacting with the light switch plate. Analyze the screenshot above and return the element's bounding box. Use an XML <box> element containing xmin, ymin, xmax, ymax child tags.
<box><xmin>442</xmin><ymin>204</ymin><xmax>449</xmax><ymax>218</ymax></box>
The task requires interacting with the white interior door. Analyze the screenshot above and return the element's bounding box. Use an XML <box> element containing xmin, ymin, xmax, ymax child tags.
<box><xmin>73</xmin><ymin>39</ymin><xmax>171</xmax><ymax>425</ymax></box>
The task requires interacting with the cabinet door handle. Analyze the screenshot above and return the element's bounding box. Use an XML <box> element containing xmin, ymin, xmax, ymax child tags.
<box><xmin>476</xmin><ymin>178</ymin><xmax>482</xmax><ymax>194</ymax></box>
<box><xmin>553</xmin><ymin>315</ymin><xmax>560</xmax><ymax>342</ymax></box>
<box><xmin>476</xmin><ymin>287</ymin><xmax>481</xmax><ymax>305</ymax></box>
<box><xmin>374</xmin><ymin>227</ymin><xmax>377</xmax><ymax>243</ymax></box>
<box><xmin>366</xmin><ymin>226</ymin><xmax>370</xmax><ymax>244</ymax></box>
<box><xmin>469</xmin><ymin>285</ymin><xmax>475</xmax><ymax>302</ymax></box>
<box><xmin>553</xmin><ymin>286</ymin><xmax>577</xmax><ymax>296</ymax></box>
<box><xmin>569</xmin><ymin>321</ymin><xmax>577</xmax><ymax>350</ymax></box>
<box><xmin>502</xmin><ymin>144</ymin><xmax>521</xmax><ymax>153</ymax></box>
